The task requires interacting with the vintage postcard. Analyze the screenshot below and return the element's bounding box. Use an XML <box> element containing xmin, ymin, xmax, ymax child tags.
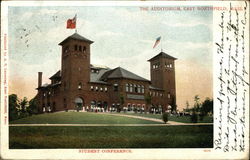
<box><xmin>1</xmin><ymin>1</ymin><xmax>249</xmax><ymax>159</ymax></box>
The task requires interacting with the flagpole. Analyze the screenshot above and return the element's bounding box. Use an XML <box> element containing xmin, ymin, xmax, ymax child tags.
<box><xmin>75</xmin><ymin>14</ymin><xmax>77</xmax><ymax>33</ymax></box>
<box><xmin>161</xmin><ymin>36</ymin><xmax>163</xmax><ymax>52</ymax></box>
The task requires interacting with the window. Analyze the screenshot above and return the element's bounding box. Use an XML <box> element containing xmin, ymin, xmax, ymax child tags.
<box><xmin>126</xmin><ymin>84</ymin><xmax>129</xmax><ymax>92</ymax></box>
<box><xmin>104</xmin><ymin>87</ymin><xmax>108</xmax><ymax>92</ymax></box>
<box><xmin>48</xmin><ymin>91</ymin><xmax>51</xmax><ymax>95</ymax></box>
<box><xmin>170</xmin><ymin>64</ymin><xmax>172</xmax><ymax>68</ymax></box>
<box><xmin>134</xmin><ymin>84</ymin><xmax>138</xmax><ymax>93</ymax></box>
<box><xmin>78</xmin><ymin>83</ymin><xmax>82</xmax><ymax>90</ymax></box>
<box><xmin>141</xmin><ymin>85</ymin><xmax>145</xmax><ymax>93</ymax></box>
<box><xmin>74</xmin><ymin>45</ymin><xmax>77</xmax><ymax>51</ymax></box>
<box><xmin>83</xmin><ymin>46</ymin><xmax>86</xmax><ymax>53</ymax></box>
<box><xmin>129</xmin><ymin>84</ymin><xmax>133</xmax><ymax>92</ymax></box>
<box><xmin>79</xmin><ymin>46</ymin><xmax>82</xmax><ymax>52</ymax></box>
<box><xmin>43</xmin><ymin>93</ymin><xmax>46</xmax><ymax>97</ymax></box>
<box><xmin>113</xmin><ymin>84</ymin><xmax>118</xmax><ymax>92</ymax></box>
<box><xmin>168</xmin><ymin>93</ymin><xmax>171</xmax><ymax>99</ymax></box>
<box><xmin>95</xmin><ymin>86</ymin><xmax>99</xmax><ymax>91</ymax></box>
<box><xmin>63</xmin><ymin>46</ymin><xmax>69</xmax><ymax>53</ymax></box>
<box><xmin>138</xmin><ymin>85</ymin><xmax>141</xmax><ymax>93</ymax></box>
<box><xmin>100</xmin><ymin>87</ymin><xmax>103</xmax><ymax>92</ymax></box>
<box><xmin>90</xmin><ymin>86</ymin><xmax>94</xmax><ymax>91</ymax></box>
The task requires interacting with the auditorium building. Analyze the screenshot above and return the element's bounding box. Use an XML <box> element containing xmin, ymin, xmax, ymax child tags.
<box><xmin>36</xmin><ymin>33</ymin><xmax>177</xmax><ymax>113</ymax></box>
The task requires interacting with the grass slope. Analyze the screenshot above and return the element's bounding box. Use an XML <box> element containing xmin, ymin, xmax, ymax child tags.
<box><xmin>116</xmin><ymin>113</ymin><xmax>213</xmax><ymax>123</ymax></box>
<box><xmin>10</xmin><ymin>112</ymin><xmax>163</xmax><ymax>124</ymax></box>
<box><xmin>9</xmin><ymin>125</ymin><xmax>213</xmax><ymax>149</ymax></box>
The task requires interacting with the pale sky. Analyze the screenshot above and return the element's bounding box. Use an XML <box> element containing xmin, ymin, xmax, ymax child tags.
<box><xmin>8</xmin><ymin>5</ymin><xmax>213</xmax><ymax>110</ymax></box>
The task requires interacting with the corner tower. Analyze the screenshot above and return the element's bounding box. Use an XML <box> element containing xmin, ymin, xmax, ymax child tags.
<box><xmin>148</xmin><ymin>52</ymin><xmax>177</xmax><ymax>108</ymax></box>
<box><xmin>59</xmin><ymin>33</ymin><xmax>94</xmax><ymax>92</ymax></box>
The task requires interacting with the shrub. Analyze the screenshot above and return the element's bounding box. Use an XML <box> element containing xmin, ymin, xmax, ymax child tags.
<box><xmin>162</xmin><ymin>113</ymin><xmax>169</xmax><ymax>123</ymax></box>
<box><xmin>191</xmin><ymin>111</ymin><xmax>198</xmax><ymax>123</ymax></box>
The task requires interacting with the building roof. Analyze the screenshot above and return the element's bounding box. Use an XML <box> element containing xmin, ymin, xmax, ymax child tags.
<box><xmin>148</xmin><ymin>52</ymin><xmax>177</xmax><ymax>61</ymax></box>
<box><xmin>100</xmin><ymin>67</ymin><xmax>150</xmax><ymax>82</ymax></box>
<box><xmin>49</xmin><ymin>70</ymin><xmax>61</xmax><ymax>80</ymax></box>
<box><xmin>90</xmin><ymin>68</ymin><xmax>110</xmax><ymax>84</ymax></box>
<box><xmin>58</xmin><ymin>33</ymin><xmax>94</xmax><ymax>45</ymax></box>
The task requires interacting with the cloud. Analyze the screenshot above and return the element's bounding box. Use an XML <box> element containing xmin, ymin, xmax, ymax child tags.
<box><xmin>162</xmin><ymin>21</ymin><xmax>210</xmax><ymax>28</ymax></box>
<box><xmin>96</xmin><ymin>31</ymin><xmax>124</xmax><ymax>38</ymax></box>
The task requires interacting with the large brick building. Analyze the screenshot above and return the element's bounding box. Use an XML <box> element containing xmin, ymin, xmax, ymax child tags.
<box><xmin>36</xmin><ymin>33</ymin><xmax>177</xmax><ymax>113</ymax></box>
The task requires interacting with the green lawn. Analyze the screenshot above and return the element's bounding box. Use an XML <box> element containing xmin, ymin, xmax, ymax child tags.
<box><xmin>116</xmin><ymin>112</ymin><xmax>213</xmax><ymax>123</ymax></box>
<box><xmin>10</xmin><ymin>112</ymin><xmax>163</xmax><ymax>124</ymax></box>
<box><xmin>9</xmin><ymin>125</ymin><xmax>213</xmax><ymax>149</ymax></box>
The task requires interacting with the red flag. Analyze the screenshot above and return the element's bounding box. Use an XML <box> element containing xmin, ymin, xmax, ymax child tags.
<box><xmin>67</xmin><ymin>15</ymin><xmax>76</xmax><ymax>29</ymax></box>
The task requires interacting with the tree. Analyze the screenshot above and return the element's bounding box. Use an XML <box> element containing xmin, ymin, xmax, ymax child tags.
<box><xmin>186</xmin><ymin>101</ymin><xmax>189</xmax><ymax>110</ymax></box>
<box><xmin>27</xmin><ymin>97</ymin><xmax>38</xmax><ymax>115</ymax></box>
<box><xmin>190</xmin><ymin>95</ymin><xmax>200</xmax><ymax>123</ymax></box>
<box><xmin>162</xmin><ymin>112</ymin><xmax>169</xmax><ymax>123</ymax></box>
<box><xmin>201</xmin><ymin>98</ymin><xmax>213</xmax><ymax>116</ymax></box>
<box><xmin>9</xmin><ymin>94</ymin><xmax>19</xmax><ymax>121</ymax></box>
<box><xmin>18</xmin><ymin>97</ymin><xmax>29</xmax><ymax>118</ymax></box>
<box><xmin>190</xmin><ymin>109</ymin><xmax>198</xmax><ymax>123</ymax></box>
<box><xmin>194</xmin><ymin>95</ymin><xmax>201</xmax><ymax>111</ymax></box>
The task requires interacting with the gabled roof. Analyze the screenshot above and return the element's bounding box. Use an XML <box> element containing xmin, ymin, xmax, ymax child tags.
<box><xmin>148</xmin><ymin>52</ymin><xmax>177</xmax><ymax>61</ymax></box>
<box><xmin>59</xmin><ymin>33</ymin><xmax>94</xmax><ymax>45</ymax></box>
<box><xmin>49</xmin><ymin>70</ymin><xmax>61</xmax><ymax>80</ymax></box>
<box><xmin>100</xmin><ymin>67</ymin><xmax>150</xmax><ymax>82</ymax></box>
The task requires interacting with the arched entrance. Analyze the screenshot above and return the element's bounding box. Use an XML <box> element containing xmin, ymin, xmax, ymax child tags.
<box><xmin>75</xmin><ymin>97</ymin><xmax>84</xmax><ymax>112</ymax></box>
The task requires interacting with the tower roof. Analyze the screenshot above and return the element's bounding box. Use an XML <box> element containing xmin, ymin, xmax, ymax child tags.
<box><xmin>100</xmin><ymin>67</ymin><xmax>150</xmax><ymax>82</ymax></box>
<box><xmin>148</xmin><ymin>52</ymin><xmax>177</xmax><ymax>61</ymax></box>
<box><xmin>59</xmin><ymin>33</ymin><xmax>94</xmax><ymax>45</ymax></box>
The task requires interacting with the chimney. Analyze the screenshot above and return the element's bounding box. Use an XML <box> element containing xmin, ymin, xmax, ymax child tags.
<box><xmin>38</xmin><ymin>72</ymin><xmax>42</xmax><ymax>88</ymax></box>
